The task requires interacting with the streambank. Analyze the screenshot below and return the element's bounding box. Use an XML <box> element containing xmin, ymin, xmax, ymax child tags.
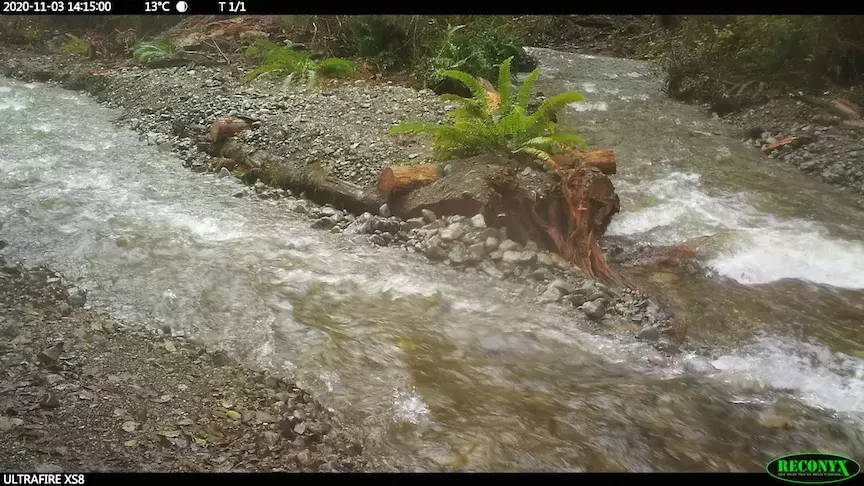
<box><xmin>722</xmin><ymin>97</ymin><xmax>864</xmax><ymax>202</ymax></box>
<box><xmin>0</xmin><ymin>252</ymin><xmax>366</xmax><ymax>472</ymax></box>
<box><xmin>0</xmin><ymin>49</ymin><xmax>681</xmax><ymax>352</ymax></box>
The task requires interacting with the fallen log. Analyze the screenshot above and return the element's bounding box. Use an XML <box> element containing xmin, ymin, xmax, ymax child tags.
<box><xmin>377</xmin><ymin>164</ymin><xmax>442</xmax><ymax>199</ymax></box>
<box><xmin>210</xmin><ymin>116</ymin><xmax>252</xmax><ymax>143</ymax></box>
<box><xmin>794</xmin><ymin>94</ymin><xmax>862</xmax><ymax>120</ymax></box>
<box><xmin>144</xmin><ymin>51</ymin><xmax>221</xmax><ymax>69</ymax></box>
<box><xmin>551</xmin><ymin>149</ymin><xmax>617</xmax><ymax>175</ymax></box>
<box><xmin>218</xmin><ymin>140</ymin><xmax>385</xmax><ymax>214</ymax></box>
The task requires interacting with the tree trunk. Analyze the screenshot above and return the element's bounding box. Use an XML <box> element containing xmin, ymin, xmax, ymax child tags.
<box><xmin>377</xmin><ymin>164</ymin><xmax>442</xmax><ymax>199</ymax></box>
<box><xmin>551</xmin><ymin>149</ymin><xmax>617</xmax><ymax>175</ymax></box>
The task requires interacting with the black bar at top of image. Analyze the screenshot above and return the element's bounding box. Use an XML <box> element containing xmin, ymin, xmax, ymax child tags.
<box><xmin>4</xmin><ymin>2</ymin><xmax>862</xmax><ymax>14</ymax></box>
<box><xmin>3</xmin><ymin>2</ymin><xmax>684</xmax><ymax>15</ymax></box>
<box><xmin>0</xmin><ymin>472</ymin><xmax>798</xmax><ymax>485</ymax></box>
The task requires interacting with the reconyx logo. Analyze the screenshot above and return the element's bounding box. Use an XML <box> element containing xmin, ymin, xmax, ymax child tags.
<box><xmin>766</xmin><ymin>453</ymin><xmax>861</xmax><ymax>484</ymax></box>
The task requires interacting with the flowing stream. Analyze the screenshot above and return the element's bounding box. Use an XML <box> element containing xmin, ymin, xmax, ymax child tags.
<box><xmin>2</xmin><ymin>48</ymin><xmax>864</xmax><ymax>471</ymax></box>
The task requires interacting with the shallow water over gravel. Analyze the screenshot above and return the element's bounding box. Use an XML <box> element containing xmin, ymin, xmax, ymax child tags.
<box><xmin>3</xmin><ymin>49</ymin><xmax>864</xmax><ymax>471</ymax></box>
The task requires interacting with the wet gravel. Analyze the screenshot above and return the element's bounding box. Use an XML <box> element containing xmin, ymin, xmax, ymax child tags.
<box><xmin>0</xmin><ymin>253</ymin><xmax>367</xmax><ymax>472</ymax></box>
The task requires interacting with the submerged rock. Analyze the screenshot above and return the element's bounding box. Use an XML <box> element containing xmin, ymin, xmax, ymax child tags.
<box><xmin>581</xmin><ymin>299</ymin><xmax>608</xmax><ymax>321</ymax></box>
<box><xmin>537</xmin><ymin>287</ymin><xmax>563</xmax><ymax>304</ymax></box>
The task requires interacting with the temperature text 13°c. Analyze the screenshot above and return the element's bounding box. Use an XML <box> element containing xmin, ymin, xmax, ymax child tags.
<box><xmin>143</xmin><ymin>1</ymin><xmax>171</xmax><ymax>11</ymax></box>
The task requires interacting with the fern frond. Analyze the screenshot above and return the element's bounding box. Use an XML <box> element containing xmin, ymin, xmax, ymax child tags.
<box><xmin>306</xmin><ymin>69</ymin><xmax>318</xmax><ymax>89</ymax></box>
<box><xmin>132</xmin><ymin>39</ymin><xmax>179</xmax><ymax>64</ymax></box>
<box><xmin>498</xmin><ymin>56</ymin><xmax>513</xmax><ymax>115</ymax></box>
<box><xmin>516</xmin><ymin>68</ymin><xmax>541</xmax><ymax>110</ymax></box>
<box><xmin>389</xmin><ymin>62</ymin><xmax>589</xmax><ymax>165</ymax></box>
<box><xmin>152</xmin><ymin>38</ymin><xmax>178</xmax><ymax>53</ymax></box>
<box><xmin>245</xmin><ymin>39</ymin><xmax>281</xmax><ymax>59</ymax></box>
<box><xmin>532</xmin><ymin>91</ymin><xmax>586</xmax><ymax>117</ymax></box>
<box><xmin>440</xmin><ymin>69</ymin><xmax>492</xmax><ymax>117</ymax></box>
<box><xmin>514</xmin><ymin>146</ymin><xmax>553</xmax><ymax>161</ymax></box>
<box><xmin>318</xmin><ymin>58</ymin><xmax>356</xmax><ymax>77</ymax></box>
<box><xmin>244</xmin><ymin>64</ymin><xmax>286</xmax><ymax>81</ymax></box>
<box><xmin>522</xmin><ymin>132</ymin><xmax>587</xmax><ymax>149</ymax></box>
<box><xmin>525</xmin><ymin>91</ymin><xmax>586</xmax><ymax>137</ymax></box>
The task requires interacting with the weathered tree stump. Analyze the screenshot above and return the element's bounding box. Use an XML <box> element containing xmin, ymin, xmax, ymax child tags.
<box><xmin>487</xmin><ymin>157</ymin><xmax>621</xmax><ymax>286</ymax></box>
<box><xmin>377</xmin><ymin>164</ymin><xmax>442</xmax><ymax>199</ymax></box>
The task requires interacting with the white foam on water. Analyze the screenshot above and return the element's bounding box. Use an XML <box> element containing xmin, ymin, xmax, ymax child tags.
<box><xmin>570</xmin><ymin>101</ymin><xmax>608</xmax><ymax>112</ymax></box>
<box><xmin>610</xmin><ymin>171</ymin><xmax>864</xmax><ymax>289</ymax></box>
<box><xmin>61</xmin><ymin>139</ymin><xmax>99</xmax><ymax>152</ymax></box>
<box><xmin>270</xmin><ymin>267</ymin><xmax>369</xmax><ymax>290</ymax></box>
<box><xmin>63</xmin><ymin>172</ymin><xmax>115</xmax><ymax>191</ymax></box>
<box><xmin>618</xmin><ymin>94</ymin><xmax>650</xmax><ymax>102</ymax></box>
<box><xmin>709</xmin><ymin>229</ymin><xmax>864</xmax><ymax>288</ymax></box>
<box><xmin>32</xmin><ymin>122</ymin><xmax>55</xmax><ymax>133</ymax></box>
<box><xmin>0</xmin><ymin>86</ymin><xmax>12</xmax><ymax>93</ymax></box>
<box><xmin>392</xmin><ymin>388</ymin><xmax>430</xmax><ymax>424</ymax></box>
<box><xmin>607</xmin><ymin>172</ymin><xmax>729</xmax><ymax>242</ymax></box>
<box><xmin>0</xmin><ymin>99</ymin><xmax>27</xmax><ymax>111</ymax></box>
<box><xmin>145</xmin><ymin>209</ymin><xmax>246</xmax><ymax>242</ymax></box>
<box><xmin>625</xmin><ymin>72</ymin><xmax>645</xmax><ymax>78</ymax></box>
<box><xmin>702</xmin><ymin>336</ymin><xmax>864</xmax><ymax>414</ymax></box>
<box><xmin>581</xmin><ymin>82</ymin><xmax>597</xmax><ymax>93</ymax></box>
<box><xmin>378</xmin><ymin>273</ymin><xmax>453</xmax><ymax>299</ymax></box>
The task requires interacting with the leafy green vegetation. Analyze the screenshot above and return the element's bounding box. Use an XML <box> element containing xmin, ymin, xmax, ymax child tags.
<box><xmin>58</xmin><ymin>34</ymin><xmax>90</xmax><ymax>56</ymax></box>
<box><xmin>278</xmin><ymin>16</ymin><xmax>529</xmax><ymax>90</ymax></box>
<box><xmin>657</xmin><ymin>16</ymin><xmax>864</xmax><ymax>107</ymax></box>
<box><xmin>132</xmin><ymin>38</ymin><xmax>180</xmax><ymax>64</ymax></box>
<box><xmin>421</xmin><ymin>20</ymin><xmax>526</xmax><ymax>90</ymax></box>
<box><xmin>244</xmin><ymin>39</ymin><xmax>356</xmax><ymax>87</ymax></box>
<box><xmin>24</xmin><ymin>25</ymin><xmax>45</xmax><ymax>46</ymax></box>
<box><xmin>389</xmin><ymin>56</ymin><xmax>586</xmax><ymax>164</ymax></box>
